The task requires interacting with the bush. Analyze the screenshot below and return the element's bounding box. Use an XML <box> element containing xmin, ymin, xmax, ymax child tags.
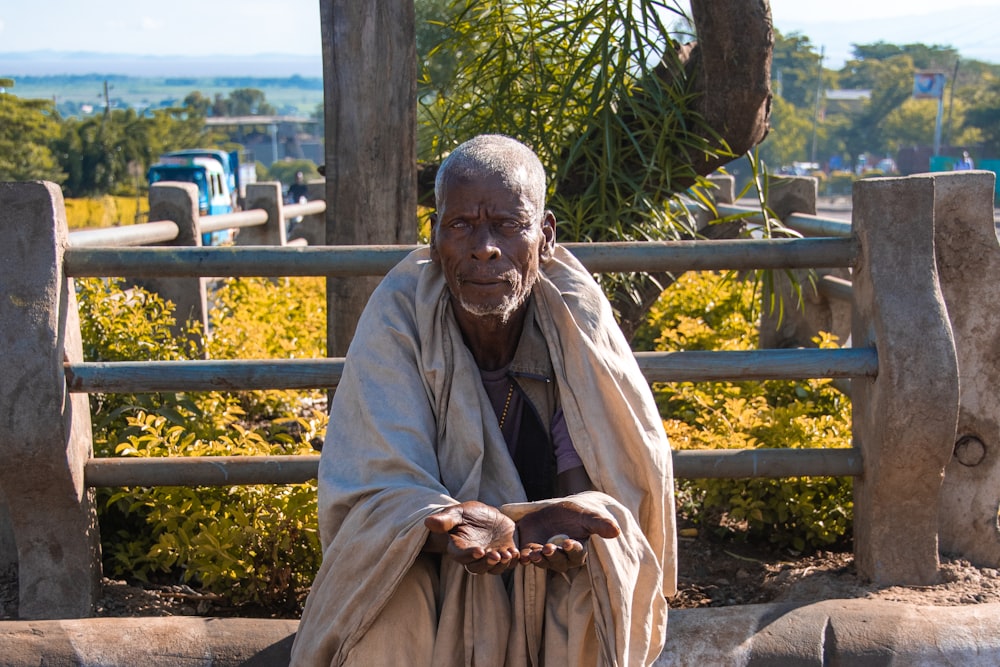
<box><xmin>103</xmin><ymin>412</ymin><xmax>321</xmax><ymax>610</ymax></box>
<box><xmin>64</xmin><ymin>195</ymin><xmax>147</xmax><ymax>229</ymax></box>
<box><xmin>824</xmin><ymin>170</ymin><xmax>856</xmax><ymax>197</ymax></box>
<box><xmin>637</xmin><ymin>271</ymin><xmax>854</xmax><ymax>552</ymax></box>
<box><xmin>78</xmin><ymin>277</ymin><xmax>326</xmax><ymax>609</ymax></box>
<box><xmin>206</xmin><ymin>276</ymin><xmax>328</xmax><ymax>423</ymax></box>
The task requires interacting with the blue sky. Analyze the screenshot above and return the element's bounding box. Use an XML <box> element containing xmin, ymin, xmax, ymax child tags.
<box><xmin>1</xmin><ymin>1</ymin><xmax>998</xmax><ymax>69</ymax></box>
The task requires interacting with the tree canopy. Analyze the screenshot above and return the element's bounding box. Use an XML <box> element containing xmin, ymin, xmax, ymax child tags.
<box><xmin>0</xmin><ymin>84</ymin><xmax>64</xmax><ymax>183</ymax></box>
<box><xmin>759</xmin><ymin>31</ymin><xmax>999</xmax><ymax>172</ymax></box>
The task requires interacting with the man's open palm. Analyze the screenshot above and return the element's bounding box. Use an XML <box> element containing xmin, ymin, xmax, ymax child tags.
<box><xmin>516</xmin><ymin>500</ymin><xmax>620</xmax><ymax>572</ymax></box>
<box><xmin>425</xmin><ymin>501</ymin><xmax>518</xmax><ymax>574</ymax></box>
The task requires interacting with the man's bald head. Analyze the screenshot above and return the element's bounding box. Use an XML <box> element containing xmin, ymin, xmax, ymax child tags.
<box><xmin>434</xmin><ymin>135</ymin><xmax>547</xmax><ymax>216</ymax></box>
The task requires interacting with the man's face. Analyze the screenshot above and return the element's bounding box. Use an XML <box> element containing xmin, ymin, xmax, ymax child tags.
<box><xmin>430</xmin><ymin>169</ymin><xmax>555</xmax><ymax>324</ymax></box>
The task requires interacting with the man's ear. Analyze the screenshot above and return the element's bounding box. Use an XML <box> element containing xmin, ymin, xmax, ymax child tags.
<box><xmin>540</xmin><ymin>211</ymin><xmax>556</xmax><ymax>261</ymax></box>
<box><xmin>429</xmin><ymin>212</ymin><xmax>439</xmax><ymax>260</ymax></box>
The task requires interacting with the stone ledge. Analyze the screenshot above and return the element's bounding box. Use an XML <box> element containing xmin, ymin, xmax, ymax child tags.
<box><xmin>657</xmin><ymin>599</ymin><xmax>1000</xmax><ymax>666</ymax></box>
<box><xmin>1</xmin><ymin>600</ymin><xmax>999</xmax><ymax>666</ymax></box>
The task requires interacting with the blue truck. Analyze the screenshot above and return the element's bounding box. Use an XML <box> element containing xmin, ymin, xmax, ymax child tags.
<box><xmin>147</xmin><ymin>149</ymin><xmax>255</xmax><ymax>245</ymax></box>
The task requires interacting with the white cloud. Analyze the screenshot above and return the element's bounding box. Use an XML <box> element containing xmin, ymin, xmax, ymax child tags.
<box><xmin>770</xmin><ymin>0</ymin><xmax>1000</xmax><ymax>23</ymax></box>
<box><xmin>140</xmin><ymin>16</ymin><xmax>163</xmax><ymax>32</ymax></box>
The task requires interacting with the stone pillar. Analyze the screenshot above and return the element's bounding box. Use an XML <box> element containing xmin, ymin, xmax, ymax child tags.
<box><xmin>851</xmin><ymin>175</ymin><xmax>959</xmax><ymax>585</ymax></box>
<box><xmin>758</xmin><ymin>176</ymin><xmax>852</xmax><ymax>349</ymax></box>
<box><xmin>288</xmin><ymin>180</ymin><xmax>327</xmax><ymax>246</ymax></box>
<box><xmin>0</xmin><ymin>181</ymin><xmax>101</xmax><ymax>618</ymax></box>
<box><xmin>237</xmin><ymin>182</ymin><xmax>286</xmax><ymax>246</ymax></box>
<box><xmin>932</xmin><ymin>170</ymin><xmax>1000</xmax><ymax>567</ymax></box>
<box><xmin>144</xmin><ymin>183</ymin><xmax>208</xmax><ymax>340</ymax></box>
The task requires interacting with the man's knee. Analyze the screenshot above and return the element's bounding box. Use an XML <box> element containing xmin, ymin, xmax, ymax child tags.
<box><xmin>344</xmin><ymin>555</ymin><xmax>439</xmax><ymax>663</ymax></box>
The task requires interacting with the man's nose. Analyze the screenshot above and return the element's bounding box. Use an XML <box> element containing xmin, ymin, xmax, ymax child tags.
<box><xmin>469</xmin><ymin>223</ymin><xmax>500</xmax><ymax>260</ymax></box>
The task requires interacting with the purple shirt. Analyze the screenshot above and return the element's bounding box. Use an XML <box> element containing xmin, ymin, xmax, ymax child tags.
<box><xmin>480</xmin><ymin>366</ymin><xmax>584</xmax><ymax>474</ymax></box>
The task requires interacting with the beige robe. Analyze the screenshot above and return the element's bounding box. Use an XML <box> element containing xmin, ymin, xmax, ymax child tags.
<box><xmin>291</xmin><ymin>246</ymin><xmax>676</xmax><ymax>666</ymax></box>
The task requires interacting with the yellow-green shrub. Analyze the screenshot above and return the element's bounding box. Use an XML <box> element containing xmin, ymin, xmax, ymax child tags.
<box><xmin>78</xmin><ymin>276</ymin><xmax>326</xmax><ymax>609</ymax></box>
<box><xmin>206</xmin><ymin>276</ymin><xmax>328</xmax><ymax>424</ymax></box>
<box><xmin>104</xmin><ymin>412</ymin><xmax>321</xmax><ymax>611</ymax></box>
<box><xmin>637</xmin><ymin>271</ymin><xmax>854</xmax><ymax>552</ymax></box>
<box><xmin>64</xmin><ymin>195</ymin><xmax>147</xmax><ymax>229</ymax></box>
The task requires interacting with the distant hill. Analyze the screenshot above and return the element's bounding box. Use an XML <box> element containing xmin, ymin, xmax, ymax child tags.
<box><xmin>0</xmin><ymin>50</ymin><xmax>322</xmax><ymax>78</ymax></box>
<box><xmin>1</xmin><ymin>53</ymin><xmax>324</xmax><ymax>118</ymax></box>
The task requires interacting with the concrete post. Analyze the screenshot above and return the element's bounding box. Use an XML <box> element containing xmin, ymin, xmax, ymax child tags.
<box><xmin>759</xmin><ymin>176</ymin><xmax>852</xmax><ymax>350</ymax></box>
<box><xmin>237</xmin><ymin>182</ymin><xmax>286</xmax><ymax>246</ymax></box>
<box><xmin>287</xmin><ymin>179</ymin><xmax>326</xmax><ymax>246</ymax></box>
<box><xmin>763</xmin><ymin>175</ymin><xmax>818</xmax><ymax>221</ymax></box>
<box><xmin>0</xmin><ymin>182</ymin><xmax>101</xmax><ymax>618</ymax></box>
<box><xmin>932</xmin><ymin>170</ymin><xmax>1000</xmax><ymax>567</ymax></box>
<box><xmin>706</xmin><ymin>173</ymin><xmax>735</xmax><ymax>204</ymax></box>
<box><xmin>144</xmin><ymin>183</ymin><xmax>208</xmax><ymax>340</ymax></box>
<box><xmin>850</xmin><ymin>175</ymin><xmax>959</xmax><ymax>585</ymax></box>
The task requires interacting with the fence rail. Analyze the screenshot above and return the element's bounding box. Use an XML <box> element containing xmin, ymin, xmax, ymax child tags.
<box><xmin>64</xmin><ymin>348</ymin><xmax>876</xmax><ymax>394</ymax></box>
<box><xmin>715</xmin><ymin>202</ymin><xmax>853</xmax><ymax>238</ymax></box>
<box><xmin>82</xmin><ymin>447</ymin><xmax>865</xmax><ymax>488</ymax></box>
<box><xmin>64</xmin><ymin>237</ymin><xmax>857</xmax><ymax>277</ymax></box>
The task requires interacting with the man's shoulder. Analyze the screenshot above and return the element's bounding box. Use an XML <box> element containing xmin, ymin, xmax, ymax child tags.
<box><xmin>358</xmin><ymin>247</ymin><xmax>437</xmax><ymax>323</ymax></box>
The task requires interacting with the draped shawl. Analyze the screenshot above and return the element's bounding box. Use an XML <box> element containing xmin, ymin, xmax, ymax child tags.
<box><xmin>291</xmin><ymin>246</ymin><xmax>676</xmax><ymax>666</ymax></box>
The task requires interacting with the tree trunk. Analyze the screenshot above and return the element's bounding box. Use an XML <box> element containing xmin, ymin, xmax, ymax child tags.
<box><xmin>681</xmin><ymin>0</ymin><xmax>774</xmax><ymax>177</ymax></box>
<box><xmin>321</xmin><ymin>0</ymin><xmax>418</xmax><ymax>357</ymax></box>
<box><xmin>612</xmin><ymin>0</ymin><xmax>773</xmax><ymax>339</ymax></box>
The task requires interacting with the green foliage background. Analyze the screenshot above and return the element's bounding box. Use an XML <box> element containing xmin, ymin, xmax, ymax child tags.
<box><xmin>420</xmin><ymin>0</ymin><xmax>718</xmax><ymax>245</ymax></box>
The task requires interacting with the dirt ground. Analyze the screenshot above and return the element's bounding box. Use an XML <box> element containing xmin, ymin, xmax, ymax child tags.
<box><xmin>668</xmin><ymin>529</ymin><xmax>1000</xmax><ymax>609</ymax></box>
<box><xmin>2</xmin><ymin>526</ymin><xmax>999</xmax><ymax>620</ymax></box>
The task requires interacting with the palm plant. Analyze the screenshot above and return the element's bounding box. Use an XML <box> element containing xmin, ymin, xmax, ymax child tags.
<box><xmin>418</xmin><ymin>0</ymin><xmax>773</xmax><ymax>335</ymax></box>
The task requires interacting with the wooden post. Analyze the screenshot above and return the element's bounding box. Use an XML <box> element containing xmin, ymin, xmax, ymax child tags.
<box><xmin>320</xmin><ymin>0</ymin><xmax>418</xmax><ymax>356</ymax></box>
<box><xmin>144</xmin><ymin>182</ymin><xmax>209</xmax><ymax>342</ymax></box>
<box><xmin>932</xmin><ymin>170</ymin><xmax>1000</xmax><ymax>567</ymax></box>
<box><xmin>0</xmin><ymin>182</ymin><xmax>101</xmax><ymax>618</ymax></box>
<box><xmin>851</xmin><ymin>174</ymin><xmax>959</xmax><ymax>585</ymax></box>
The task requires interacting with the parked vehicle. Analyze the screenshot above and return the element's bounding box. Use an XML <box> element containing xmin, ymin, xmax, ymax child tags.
<box><xmin>148</xmin><ymin>151</ymin><xmax>248</xmax><ymax>245</ymax></box>
<box><xmin>160</xmin><ymin>149</ymin><xmax>257</xmax><ymax>207</ymax></box>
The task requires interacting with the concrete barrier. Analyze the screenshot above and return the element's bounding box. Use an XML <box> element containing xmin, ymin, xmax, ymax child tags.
<box><xmin>2</xmin><ymin>601</ymin><xmax>999</xmax><ymax>666</ymax></box>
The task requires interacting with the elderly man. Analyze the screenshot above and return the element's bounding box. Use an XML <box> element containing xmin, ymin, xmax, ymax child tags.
<box><xmin>291</xmin><ymin>134</ymin><xmax>676</xmax><ymax>666</ymax></box>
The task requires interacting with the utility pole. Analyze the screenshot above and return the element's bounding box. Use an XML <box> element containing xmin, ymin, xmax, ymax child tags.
<box><xmin>944</xmin><ymin>59</ymin><xmax>961</xmax><ymax>148</ymax></box>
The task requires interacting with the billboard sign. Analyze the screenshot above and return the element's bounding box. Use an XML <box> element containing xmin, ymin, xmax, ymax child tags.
<box><xmin>913</xmin><ymin>72</ymin><xmax>946</xmax><ymax>99</ymax></box>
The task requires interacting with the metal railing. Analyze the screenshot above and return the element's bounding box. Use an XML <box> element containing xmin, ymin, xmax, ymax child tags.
<box><xmin>63</xmin><ymin>232</ymin><xmax>871</xmax><ymax>485</ymax></box>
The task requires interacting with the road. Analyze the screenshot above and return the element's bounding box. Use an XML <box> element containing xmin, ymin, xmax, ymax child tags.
<box><xmin>740</xmin><ymin>196</ymin><xmax>1000</xmax><ymax>226</ymax></box>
